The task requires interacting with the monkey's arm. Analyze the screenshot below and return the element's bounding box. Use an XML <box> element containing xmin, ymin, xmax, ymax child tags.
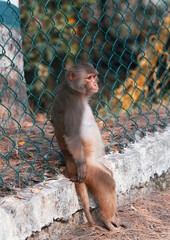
<box><xmin>64</xmin><ymin>134</ymin><xmax>86</xmax><ymax>183</ymax></box>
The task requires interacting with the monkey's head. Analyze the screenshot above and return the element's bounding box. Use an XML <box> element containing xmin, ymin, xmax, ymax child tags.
<box><xmin>67</xmin><ymin>63</ymin><xmax>99</xmax><ymax>95</ymax></box>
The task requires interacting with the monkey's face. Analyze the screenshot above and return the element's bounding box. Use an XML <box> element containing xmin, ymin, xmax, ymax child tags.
<box><xmin>68</xmin><ymin>63</ymin><xmax>99</xmax><ymax>95</ymax></box>
<box><xmin>84</xmin><ymin>73</ymin><xmax>99</xmax><ymax>94</ymax></box>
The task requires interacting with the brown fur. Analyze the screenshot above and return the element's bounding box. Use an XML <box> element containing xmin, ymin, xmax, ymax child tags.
<box><xmin>85</xmin><ymin>162</ymin><xmax>117</xmax><ymax>230</ymax></box>
<box><xmin>51</xmin><ymin>63</ymin><xmax>117</xmax><ymax>230</ymax></box>
<box><xmin>81</xmin><ymin>139</ymin><xmax>94</xmax><ymax>158</ymax></box>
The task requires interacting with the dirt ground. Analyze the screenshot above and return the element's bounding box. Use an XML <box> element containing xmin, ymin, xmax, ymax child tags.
<box><xmin>59</xmin><ymin>189</ymin><xmax>170</xmax><ymax>240</ymax></box>
<box><xmin>0</xmin><ymin>105</ymin><xmax>169</xmax><ymax>195</ymax></box>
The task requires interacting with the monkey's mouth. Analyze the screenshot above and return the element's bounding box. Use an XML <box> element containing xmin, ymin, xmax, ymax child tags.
<box><xmin>89</xmin><ymin>87</ymin><xmax>98</xmax><ymax>93</ymax></box>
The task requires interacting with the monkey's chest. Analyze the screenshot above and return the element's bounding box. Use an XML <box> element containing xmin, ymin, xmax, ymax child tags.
<box><xmin>81</xmin><ymin>107</ymin><xmax>98</xmax><ymax>137</ymax></box>
<box><xmin>80</xmin><ymin>106</ymin><xmax>103</xmax><ymax>157</ymax></box>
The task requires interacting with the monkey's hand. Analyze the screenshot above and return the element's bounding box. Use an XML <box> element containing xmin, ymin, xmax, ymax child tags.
<box><xmin>76</xmin><ymin>161</ymin><xmax>87</xmax><ymax>183</ymax></box>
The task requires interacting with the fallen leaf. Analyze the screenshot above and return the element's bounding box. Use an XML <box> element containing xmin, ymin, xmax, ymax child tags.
<box><xmin>98</xmin><ymin>121</ymin><xmax>103</xmax><ymax>128</ymax></box>
<box><xmin>43</xmin><ymin>182</ymin><xmax>49</xmax><ymax>186</ymax></box>
<box><xmin>19</xmin><ymin>141</ymin><xmax>26</xmax><ymax>146</ymax></box>
<box><xmin>31</xmin><ymin>188</ymin><xmax>41</xmax><ymax>194</ymax></box>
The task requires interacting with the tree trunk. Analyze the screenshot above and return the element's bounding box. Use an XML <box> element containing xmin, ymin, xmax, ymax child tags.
<box><xmin>0</xmin><ymin>0</ymin><xmax>29</xmax><ymax>127</ymax></box>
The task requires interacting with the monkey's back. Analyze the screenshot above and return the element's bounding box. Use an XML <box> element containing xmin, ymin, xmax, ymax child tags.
<box><xmin>51</xmin><ymin>81</ymin><xmax>84</xmax><ymax>148</ymax></box>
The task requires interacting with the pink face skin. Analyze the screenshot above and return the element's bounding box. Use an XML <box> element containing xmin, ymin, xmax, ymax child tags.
<box><xmin>85</xmin><ymin>73</ymin><xmax>99</xmax><ymax>93</ymax></box>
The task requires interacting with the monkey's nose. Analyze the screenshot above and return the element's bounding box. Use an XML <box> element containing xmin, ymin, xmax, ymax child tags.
<box><xmin>93</xmin><ymin>81</ymin><xmax>97</xmax><ymax>86</ymax></box>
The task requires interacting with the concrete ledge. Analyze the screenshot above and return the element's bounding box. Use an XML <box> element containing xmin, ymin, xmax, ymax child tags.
<box><xmin>104</xmin><ymin>126</ymin><xmax>170</xmax><ymax>204</ymax></box>
<box><xmin>0</xmin><ymin>126</ymin><xmax>170</xmax><ymax>240</ymax></box>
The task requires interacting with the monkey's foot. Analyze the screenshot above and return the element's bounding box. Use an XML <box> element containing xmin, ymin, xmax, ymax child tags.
<box><xmin>113</xmin><ymin>215</ymin><xmax>130</xmax><ymax>229</ymax></box>
<box><xmin>119</xmin><ymin>221</ymin><xmax>131</xmax><ymax>229</ymax></box>
<box><xmin>101</xmin><ymin>218</ymin><xmax>120</xmax><ymax>232</ymax></box>
<box><xmin>112</xmin><ymin>216</ymin><xmax>120</xmax><ymax>228</ymax></box>
<box><xmin>89</xmin><ymin>221</ymin><xmax>95</xmax><ymax>227</ymax></box>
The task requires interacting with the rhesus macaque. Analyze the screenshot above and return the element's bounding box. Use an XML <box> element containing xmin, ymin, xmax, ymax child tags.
<box><xmin>51</xmin><ymin>63</ymin><xmax>117</xmax><ymax>230</ymax></box>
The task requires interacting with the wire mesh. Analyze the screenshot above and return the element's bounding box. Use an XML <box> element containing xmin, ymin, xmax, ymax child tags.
<box><xmin>0</xmin><ymin>0</ymin><xmax>169</xmax><ymax>192</ymax></box>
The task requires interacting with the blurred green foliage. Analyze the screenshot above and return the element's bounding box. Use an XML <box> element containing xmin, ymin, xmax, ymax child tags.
<box><xmin>20</xmin><ymin>0</ymin><xmax>96</xmax><ymax>111</ymax></box>
<box><xmin>19</xmin><ymin>0</ymin><xmax>168</xmax><ymax>112</ymax></box>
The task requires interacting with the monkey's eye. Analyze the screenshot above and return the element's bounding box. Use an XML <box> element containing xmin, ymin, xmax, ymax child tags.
<box><xmin>86</xmin><ymin>74</ymin><xmax>97</xmax><ymax>80</ymax></box>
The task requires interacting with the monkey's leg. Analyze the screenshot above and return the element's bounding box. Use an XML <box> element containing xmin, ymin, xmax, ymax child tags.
<box><xmin>75</xmin><ymin>182</ymin><xmax>95</xmax><ymax>226</ymax></box>
<box><xmin>99</xmin><ymin>190</ymin><xmax>117</xmax><ymax>231</ymax></box>
<box><xmin>86</xmin><ymin>165</ymin><xmax>117</xmax><ymax>231</ymax></box>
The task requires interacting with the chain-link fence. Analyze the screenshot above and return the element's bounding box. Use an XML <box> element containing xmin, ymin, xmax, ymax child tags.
<box><xmin>0</xmin><ymin>0</ymin><xmax>169</xmax><ymax>193</ymax></box>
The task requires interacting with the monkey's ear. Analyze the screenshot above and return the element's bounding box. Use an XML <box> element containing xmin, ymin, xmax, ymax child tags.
<box><xmin>69</xmin><ymin>71</ymin><xmax>76</xmax><ymax>81</ymax></box>
<box><xmin>88</xmin><ymin>62</ymin><xmax>94</xmax><ymax>67</ymax></box>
